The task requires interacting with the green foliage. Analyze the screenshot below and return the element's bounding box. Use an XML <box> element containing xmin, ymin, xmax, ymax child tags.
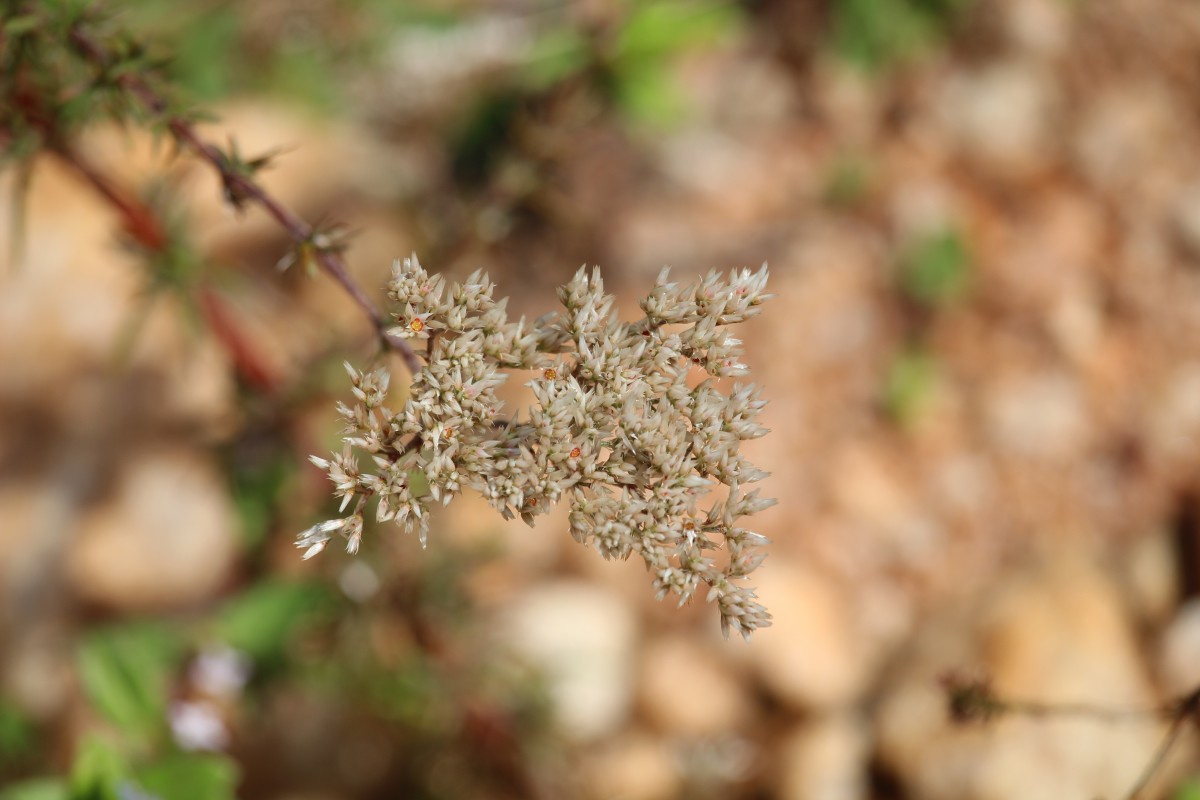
<box><xmin>68</xmin><ymin>736</ymin><xmax>126</xmax><ymax>800</ymax></box>
<box><xmin>883</xmin><ymin>346</ymin><xmax>938</xmax><ymax>425</ymax></box>
<box><xmin>450</xmin><ymin>92</ymin><xmax>523</xmax><ymax>188</ymax></box>
<box><xmin>898</xmin><ymin>226</ymin><xmax>971</xmax><ymax>307</ymax></box>
<box><xmin>135</xmin><ymin>754</ymin><xmax>238</xmax><ymax>800</ymax></box>
<box><xmin>215</xmin><ymin>579</ymin><xmax>329</xmax><ymax>663</ymax></box>
<box><xmin>77</xmin><ymin>625</ymin><xmax>181</xmax><ymax>744</ymax></box>
<box><xmin>228</xmin><ymin>454</ymin><xmax>292</xmax><ymax>550</ymax></box>
<box><xmin>115</xmin><ymin>0</ymin><xmax>454</xmax><ymax>109</ymax></box>
<box><xmin>823</xmin><ymin>153</ymin><xmax>874</xmax><ymax>208</ymax></box>
<box><xmin>0</xmin><ymin>779</ymin><xmax>67</xmax><ymax>800</ymax></box>
<box><xmin>1175</xmin><ymin>779</ymin><xmax>1200</xmax><ymax>800</ymax></box>
<box><xmin>832</xmin><ymin>0</ymin><xmax>972</xmax><ymax>71</ymax></box>
<box><xmin>608</xmin><ymin>0</ymin><xmax>742</xmax><ymax>127</ymax></box>
<box><xmin>0</xmin><ymin>699</ymin><xmax>36</xmax><ymax>766</ymax></box>
<box><xmin>522</xmin><ymin>27</ymin><xmax>591</xmax><ymax>89</ymax></box>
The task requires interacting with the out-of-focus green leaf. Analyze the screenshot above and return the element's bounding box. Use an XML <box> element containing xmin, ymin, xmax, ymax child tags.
<box><xmin>0</xmin><ymin>699</ymin><xmax>36</xmax><ymax>765</ymax></box>
<box><xmin>77</xmin><ymin>625</ymin><xmax>180</xmax><ymax>742</ymax></box>
<box><xmin>1174</xmin><ymin>779</ymin><xmax>1200</xmax><ymax>800</ymax></box>
<box><xmin>215</xmin><ymin>580</ymin><xmax>328</xmax><ymax>661</ymax></box>
<box><xmin>522</xmin><ymin>28</ymin><xmax>590</xmax><ymax>89</ymax></box>
<box><xmin>0</xmin><ymin>779</ymin><xmax>68</xmax><ymax>800</ymax></box>
<box><xmin>823</xmin><ymin>153</ymin><xmax>873</xmax><ymax>208</ymax></box>
<box><xmin>450</xmin><ymin>92</ymin><xmax>521</xmax><ymax>187</ymax></box>
<box><xmin>229</xmin><ymin>456</ymin><xmax>291</xmax><ymax>549</ymax></box>
<box><xmin>883</xmin><ymin>346</ymin><xmax>938</xmax><ymax>425</ymax></box>
<box><xmin>833</xmin><ymin>0</ymin><xmax>972</xmax><ymax>72</ymax></box>
<box><xmin>68</xmin><ymin>736</ymin><xmax>127</xmax><ymax>800</ymax></box>
<box><xmin>899</xmin><ymin>227</ymin><xmax>971</xmax><ymax>307</ymax></box>
<box><xmin>614</xmin><ymin>0</ymin><xmax>739</xmax><ymax>63</ymax></box>
<box><xmin>136</xmin><ymin>754</ymin><xmax>238</xmax><ymax>800</ymax></box>
<box><xmin>615</xmin><ymin>62</ymin><xmax>686</xmax><ymax>128</ymax></box>
<box><xmin>3</xmin><ymin>14</ymin><xmax>40</xmax><ymax>36</ymax></box>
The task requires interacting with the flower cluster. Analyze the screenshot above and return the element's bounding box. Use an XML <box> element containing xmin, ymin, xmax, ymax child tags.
<box><xmin>299</xmin><ymin>256</ymin><xmax>776</xmax><ymax>638</ymax></box>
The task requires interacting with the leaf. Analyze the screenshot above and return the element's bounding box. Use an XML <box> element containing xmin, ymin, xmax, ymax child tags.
<box><xmin>899</xmin><ymin>227</ymin><xmax>971</xmax><ymax>307</ymax></box>
<box><xmin>0</xmin><ymin>780</ymin><xmax>68</xmax><ymax>800</ymax></box>
<box><xmin>68</xmin><ymin>735</ymin><xmax>128</xmax><ymax>800</ymax></box>
<box><xmin>77</xmin><ymin>625</ymin><xmax>180</xmax><ymax>741</ymax></box>
<box><xmin>136</xmin><ymin>754</ymin><xmax>238</xmax><ymax>800</ymax></box>
<box><xmin>614</xmin><ymin>63</ymin><xmax>687</xmax><ymax>129</ymax></box>
<box><xmin>215</xmin><ymin>580</ymin><xmax>327</xmax><ymax>662</ymax></box>
<box><xmin>883</xmin><ymin>347</ymin><xmax>938</xmax><ymax>426</ymax></box>
<box><xmin>0</xmin><ymin>699</ymin><xmax>36</xmax><ymax>765</ymax></box>
<box><xmin>614</xmin><ymin>0</ymin><xmax>739</xmax><ymax>64</ymax></box>
<box><xmin>1175</xmin><ymin>780</ymin><xmax>1200</xmax><ymax>800</ymax></box>
<box><xmin>3</xmin><ymin>14</ymin><xmax>40</xmax><ymax>36</ymax></box>
<box><xmin>521</xmin><ymin>28</ymin><xmax>590</xmax><ymax>89</ymax></box>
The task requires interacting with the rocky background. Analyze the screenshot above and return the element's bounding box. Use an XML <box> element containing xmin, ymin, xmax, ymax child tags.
<box><xmin>4</xmin><ymin>0</ymin><xmax>1200</xmax><ymax>798</ymax></box>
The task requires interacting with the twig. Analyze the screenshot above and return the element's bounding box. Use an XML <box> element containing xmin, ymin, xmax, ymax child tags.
<box><xmin>64</xmin><ymin>24</ymin><xmax>422</xmax><ymax>377</ymax></box>
<box><xmin>1123</xmin><ymin>687</ymin><xmax>1200</xmax><ymax>800</ymax></box>
<box><xmin>942</xmin><ymin>672</ymin><xmax>1200</xmax><ymax>800</ymax></box>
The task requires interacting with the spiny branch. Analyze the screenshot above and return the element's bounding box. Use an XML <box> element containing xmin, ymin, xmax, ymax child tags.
<box><xmin>942</xmin><ymin>672</ymin><xmax>1200</xmax><ymax>800</ymax></box>
<box><xmin>63</xmin><ymin>24</ymin><xmax>422</xmax><ymax>376</ymax></box>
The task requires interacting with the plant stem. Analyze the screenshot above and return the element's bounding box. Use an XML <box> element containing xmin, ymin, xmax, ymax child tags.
<box><xmin>65</xmin><ymin>24</ymin><xmax>423</xmax><ymax>377</ymax></box>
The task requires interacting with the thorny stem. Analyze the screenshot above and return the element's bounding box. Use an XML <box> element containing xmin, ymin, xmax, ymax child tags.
<box><xmin>943</xmin><ymin>673</ymin><xmax>1200</xmax><ymax>799</ymax></box>
<box><xmin>64</xmin><ymin>24</ymin><xmax>423</xmax><ymax>377</ymax></box>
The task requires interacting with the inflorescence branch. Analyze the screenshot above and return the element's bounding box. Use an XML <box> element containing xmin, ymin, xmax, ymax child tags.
<box><xmin>299</xmin><ymin>257</ymin><xmax>777</xmax><ymax>639</ymax></box>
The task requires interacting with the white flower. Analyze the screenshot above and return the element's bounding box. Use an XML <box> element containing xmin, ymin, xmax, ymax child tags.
<box><xmin>295</xmin><ymin>518</ymin><xmax>344</xmax><ymax>560</ymax></box>
<box><xmin>170</xmin><ymin>699</ymin><xmax>229</xmax><ymax>752</ymax></box>
<box><xmin>302</xmin><ymin>257</ymin><xmax>775</xmax><ymax>637</ymax></box>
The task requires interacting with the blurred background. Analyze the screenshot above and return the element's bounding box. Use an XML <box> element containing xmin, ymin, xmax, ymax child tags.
<box><xmin>5</xmin><ymin>0</ymin><xmax>1200</xmax><ymax>797</ymax></box>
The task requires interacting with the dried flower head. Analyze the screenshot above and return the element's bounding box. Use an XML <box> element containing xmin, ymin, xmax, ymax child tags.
<box><xmin>302</xmin><ymin>255</ymin><xmax>776</xmax><ymax>639</ymax></box>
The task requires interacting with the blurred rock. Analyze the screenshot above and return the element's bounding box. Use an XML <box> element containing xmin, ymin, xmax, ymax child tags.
<box><xmin>1174</xmin><ymin>182</ymin><xmax>1200</xmax><ymax>261</ymax></box>
<box><xmin>876</xmin><ymin>557</ymin><xmax>1161</xmax><ymax>800</ymax></box>
<box><xmin>1003</xmin><ymin>0</ymin><xmax>1071</xmax><ymax>56</ymax></box>
<box><xmin>66</xmin><ymin>449</ymin><xmax>239</xmax><ymax>611</ymax></box>
<box><xmin>581</xmin><ymin>729</ymin><xmax>679</xmax><ymax>800</ymax></box>
<box><xmin>745</xmin><ymin>562</ymin><xmax>873</xmax><ymax>711</ymax></box>
<box><xmin>984</xmin><ymin>370</ymin><xmax>1089</xmax><ymax>461</ymax></box>
<box><xmin>1074</xmin><ymin>84</ymin><xmax>1180</xmax><ymax>194</ymax></box>
<box><xmin>1118</xmin><ymin>528</ymin><xmax>1180</xmax><ymax>627</ymax></box>
<box><xmin>638</xmin><ymin>633</ymin><xmax>751</xmax><ymax>737</ymax></box>
<box><xmin>1158</xmin><ymin>597</ymin><xmax>1200</xmax><ymax>697</ymax></box>
<box><xmin>1149</xmin><ymin>364</ymin><xmax>1200</xmax><ymax>461</ymax></box>
<box><xmin>775</xmin><ymin>713</ymin><xmax>869</xmax><ymax>800</ymax></box>
<box><xmin>499</xmin><ymin>580</ymin><xmax>638</xmax><ymax>740</ymax></box>
<box><xmin>939</xmin><ymin>62</ymin><xmax>1059</xmax><ymax>178</ymax></box>
<box><xmin>2</xmin><ymin>624</ymin><xmax>72</xmax><ymax>719</ymax></box>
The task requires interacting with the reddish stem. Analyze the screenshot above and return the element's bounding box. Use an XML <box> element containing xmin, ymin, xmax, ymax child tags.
<box><xmin>66</xmin><ymin>25</ymin><xmax>422</xmax><ymax>377</ymax></box>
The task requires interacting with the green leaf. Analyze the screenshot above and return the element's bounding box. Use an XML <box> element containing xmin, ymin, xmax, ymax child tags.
<box><xmin>77</xmin><ymin>624</ymin><xmax>180</xmax><ymax>741</ymax></box>
<box><xmin>3</xmin><ymin>14</ymin><xmax>40</xmax><ymax>36</ymax></box>
<box><xmin>136</xmin><ymin>754</ymin><xmax>238</xmax><ymax>800</ymax></box>
<box><xmin>0</xmin><ymin>699</ymin><xmax>36</xmax><ymax>765</ymax></box>
<box><xmin>614</xmin><ymin>0</ymin><xmax>739</xmax><ymax>64</ymax></box>
<box><xmin>68</xmin><ymin>736</ymin><xmax>127</xmax><ymax>800</ymax></box>
<box><xmin>883</xmin><ymin>347</ymin><xmax>938</xmax><ymax>426</ymax></box>
<box><xmin>832</xmin><ymin>0</ymin><xmax>971</xmax><ymax>72</ymax></box>
<box><xmin>521</xmin><ymin>28</ymin><xmax>590</xmax><ymax>89</ymax></box>
<box><xmin>1174</xmin><ymin>779</ymin><xmax>1200</xmax><ymax>800</ymax></box>
<box><xmin>899</xmin><ymin>227</ymin><xmax>971</xmax><ymax>307</ymax></box>
<box><xmin>823</xmin><ymin>153</ymin><xmax>873</xmax><ymax>208</ymax></box>
<box><xmin>0</xmin><ymin>779</ymin><xmax>68</xmax><ymax>800</ymax></box>
<box><xmin>215</xmin><ymin>580</ymin><xmax>327</xmax><ymax>661</ymax></box>
<box><xmin>614</xmin><ymin>63</ymin><xmax>687</xmax><ymax>129</ymax></box>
